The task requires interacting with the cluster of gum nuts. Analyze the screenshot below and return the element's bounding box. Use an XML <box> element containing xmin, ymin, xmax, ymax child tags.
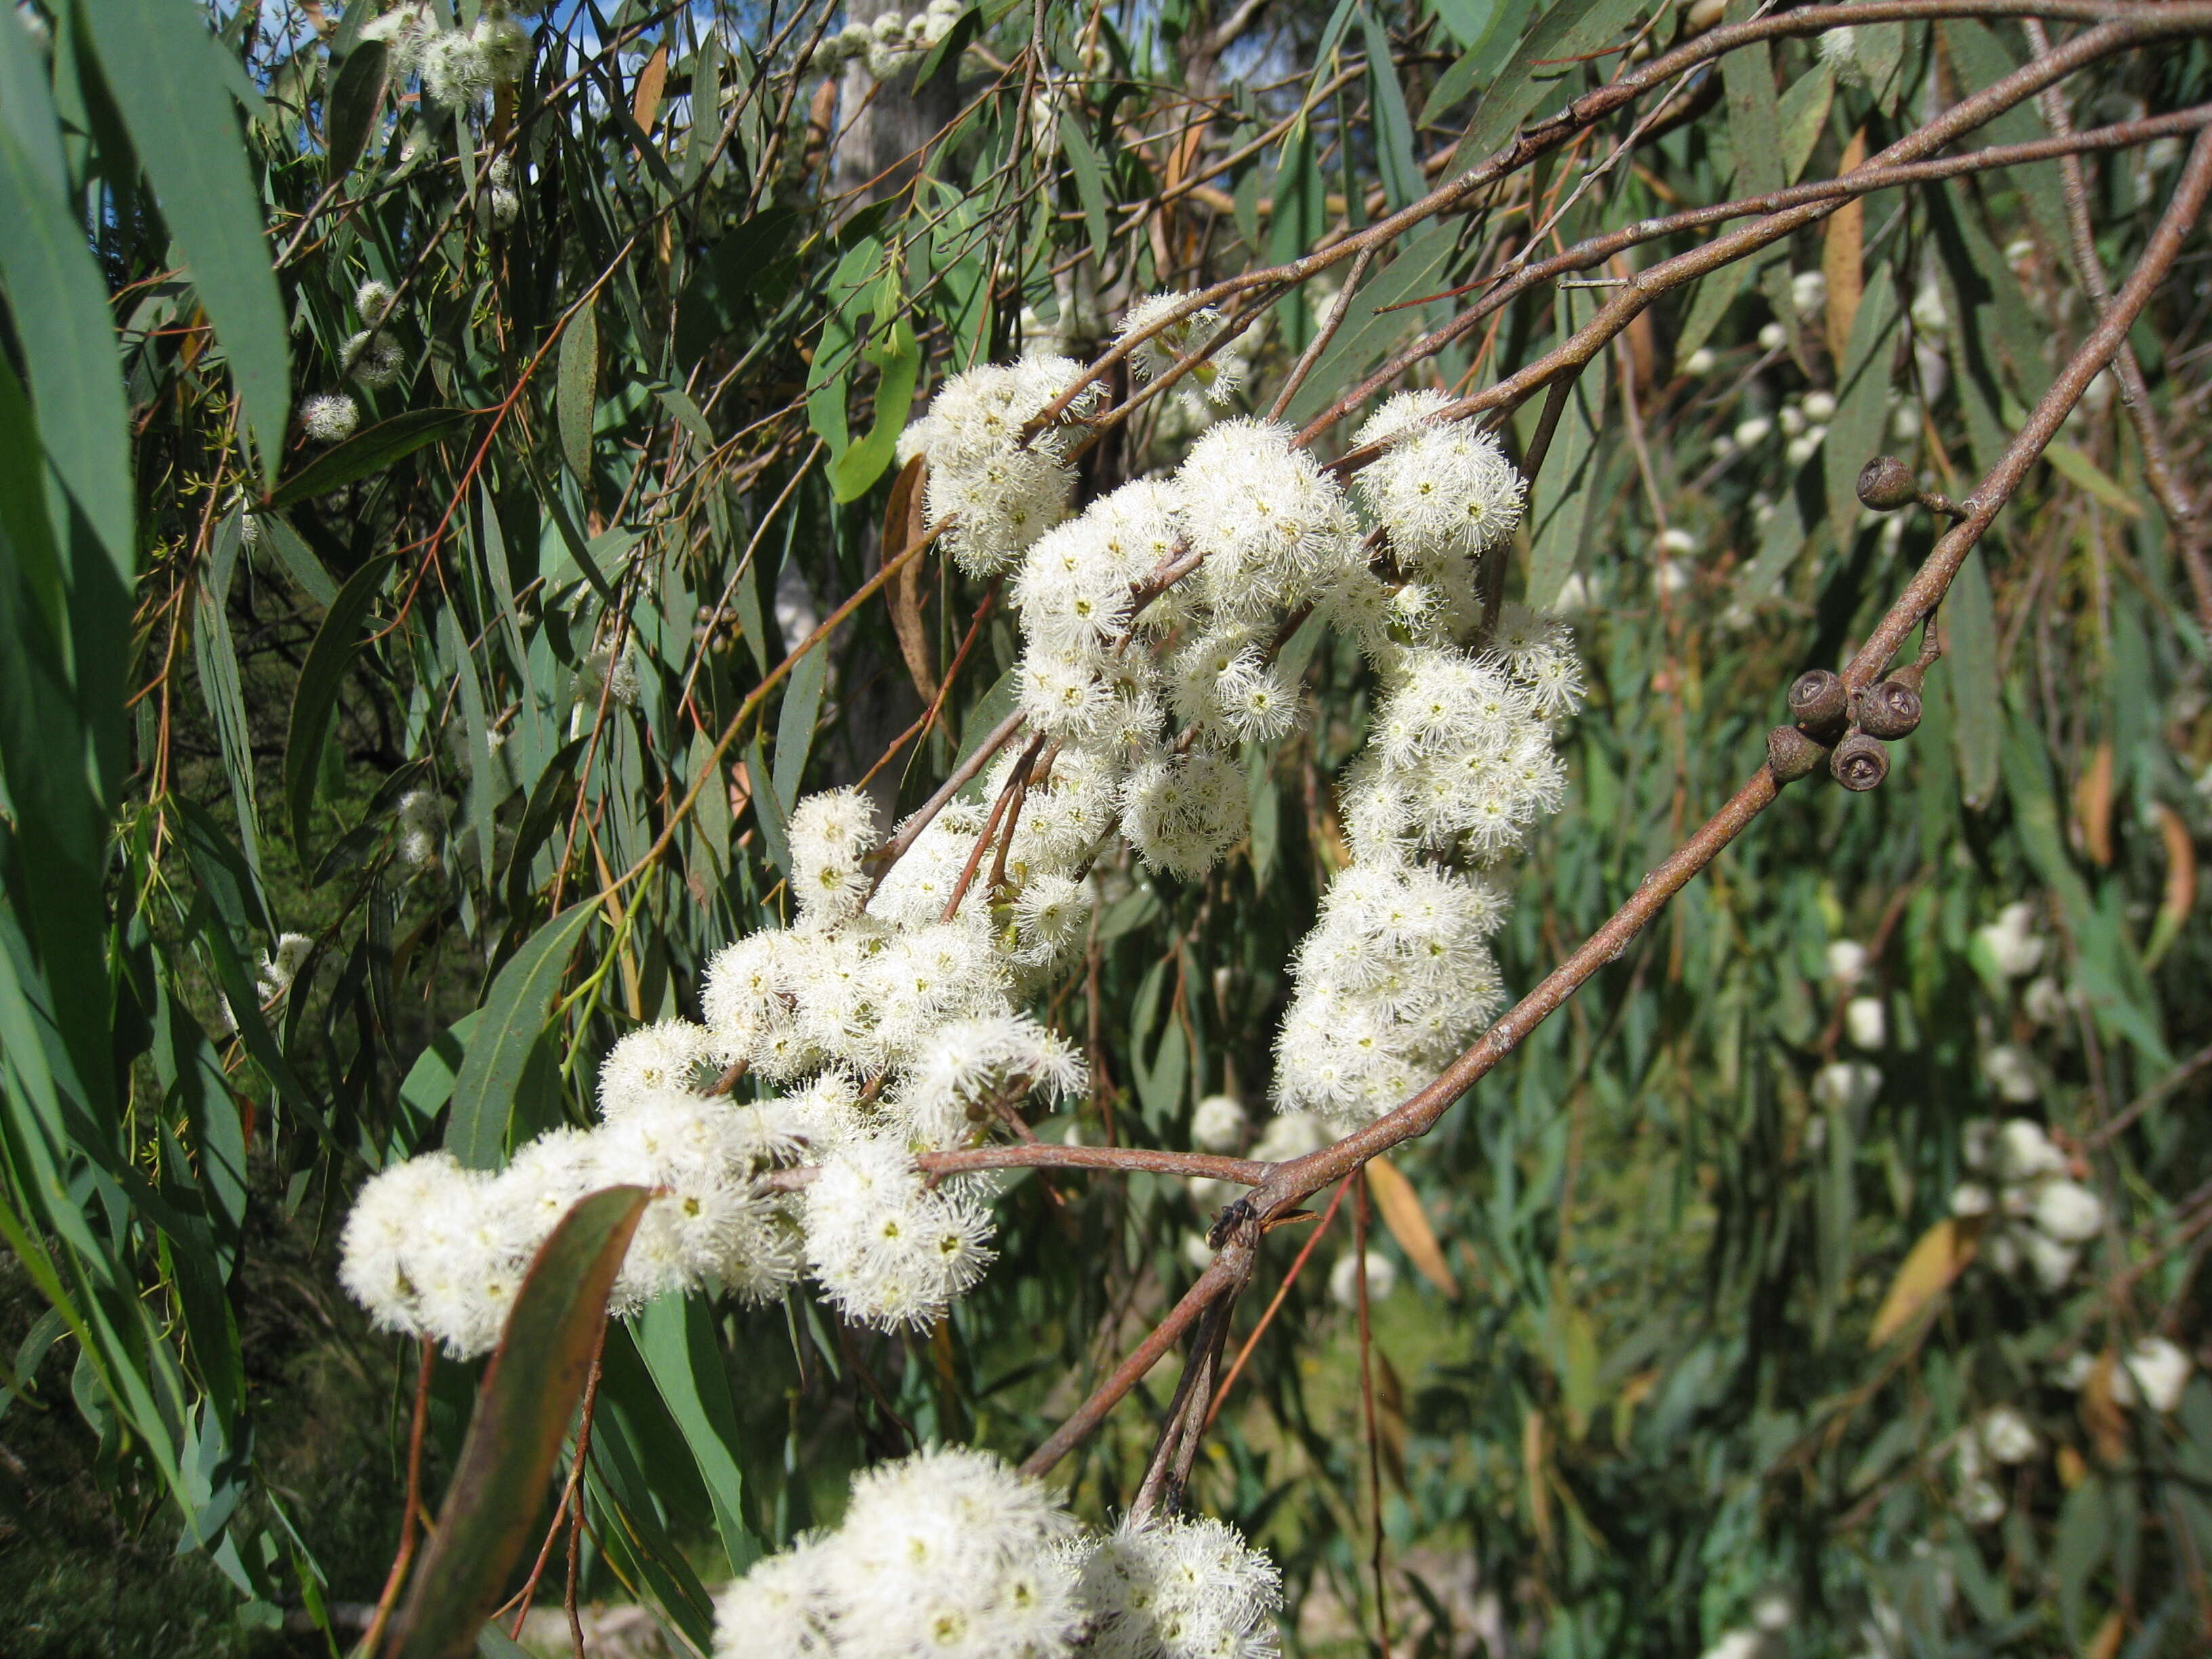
<box><xmin>1766</xmin><ymin>454</ymin><xmax>1959</xmax><ymax>792</ymax></box>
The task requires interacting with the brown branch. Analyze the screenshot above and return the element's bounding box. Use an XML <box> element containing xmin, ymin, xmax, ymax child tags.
<box><xmin>1019</xmin><ymin>134</ymin><xmax>2212</xmax><ymax>1472</ymax></box>
<box><xmin>1027</xmin><ymin>0</ymin><xmax>2212</xmax><ymax>436</ymax></box>
<box><xmin>1322</xmin><ymin>15</ymin><xmax>2188</xmax><ymax>472</ymax></box>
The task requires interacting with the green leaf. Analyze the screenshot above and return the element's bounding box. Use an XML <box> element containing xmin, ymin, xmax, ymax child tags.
<box><xmin>387</xmin><ymin>1187</ymin><xmax>650</xmax><ymax>1659</ymax></box>
<box><xmin>635</xmin><ymin>1296</ymin><xmax>762</xmax><ymax>1577</ymax></box>
<box><xmin>324</xmin><ymin>38</ymin><xmax>388</xmax><ymax>180</ymax></box>
<box><xmin>1945</xmin><ymin>547</ymin><xmax>2001</xmax><ymax>811</ymax></box>
<box><xmin>745</xmin><ymin>732</ymin><xmax>792</xmax><ymax>875</ymax></box>
<box><xmin>1824</xmin><ymin>264</ymin><xmax>1900</xmax><ymax>546</ymax></box>
<box><xmin>398</xmin><ymin>1010</ymin><xmax>483</xmax><ymax>1149</ymax></box>
<box><xmin>2044</xmin><ymin>441</ymin><xmax>2144</xmax><ymax>517</ymax></box>
<box><xmin>1420</xmin><ymin>0</ymin><xmax>1528</xmax><ymax>124</ymax></box>
<box><xmin>1427</xmin><ymin>0</ymin><xmax>1503</xmax><ymax>51</ymax></box>
<box><xmin>1282</xmin><ymin>219</ymin><xmax>1454</xmax><ymax>425</ymax></box>
<box><xmin>1450</xmin><ymin>0</ymin><xmax>1643</xmax><ymax>169</ymax></box>
<box><xmin>445</xmin><ymin>905</ymin><xmax>599</xmax><ymax>1170</ymax></box>
<box><xmin>1060</xmin><ymin>119</ymin><xmax>1113</xmax><ymax>266</ymax></box>
<box><xmin>1721</xmin><ymin>17</ymin><xmax>1783</xmax><ymax>199</ymax></box>
<box><xmin>259</xmin><ymin>512</ymin><xmax>339</xmax><ymax>607</ymax></box>
<box><xmin>83</xmin><ymin>0</ymin><xmax>291</xmax><ymax>483</ymax></box>
<box><xmin>284</xmin><ymin>554</ymin><xmax>394</xmax><ymax>854</ymax></box>
<box><xmin>1777</xmin><ymin>64</ymin><xmax>1834</xmax><ymax>186</ymax></box>
<box><xmin>558</xmin><ymin>300</ymin><xmax>599</xmax><ymax>487</ymax></box>
<box><xmin>0</xmin><ymin>49</ymin><xmax>135</xmax><ymax>588</ymax></box>
<box><xmin>772</xmin><ymin>626</ymin><xmax>832</xmax><ymax>813</ymax></box>
<box><xmin>267</xmin><ymin>409</ymin><xmax>473</xmax><ymax>508</ymax></box>
<box><xmin>193</xmin><ymin>514</ymin><xmax>264</xmax><ymax>889</ymax></box>
<box><xmin>1359</xmin><ymin>7</ymin><xmax>1423</xmax><ymax>212</ymax></box>
<box><xmin>1524</xmin><ymin>289</ymin><xmax>1610</xmax><ymax>608</ymax></box>
<box><xmin>829</xmin><ymin>317</ymin><xmax>920</xmax><ymax>503</ymax></box>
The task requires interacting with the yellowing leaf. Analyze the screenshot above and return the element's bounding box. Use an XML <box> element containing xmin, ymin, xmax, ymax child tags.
<box><xmin>2074</xmin><ymin>740</ymin><xmax>2115</xmax><ymax>868</ymax></box>
<box><xmin>1868</xmin><ymin>1216</ymin><xmax>1979</xmax><ymax>1347</ymax></box>
<box><xmin>2144</xmin><ymin>804</ymin><xmax>2197</xmax><ymax>970</ymax></box>
<box><xmin>1365</xmin><ymin>1156</ymin><xmax>1458</xmax><ymax>1298</ymax></box>
<box><xmin>632</xmin><ymin>43</ymin><xmax>669</xmax><ymax>135</ymax></box>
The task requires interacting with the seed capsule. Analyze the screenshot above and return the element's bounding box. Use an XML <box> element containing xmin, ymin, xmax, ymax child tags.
<box><xmin>1767</xmin><ymin>724</ymin><xmax>1826</xmax><ymax>783</ymax></box>
<box><xmin>1789</xmin><ymin>670</ymin><xmax>1849</xmax><ymax>739</ymax></box>
<box><xmin>1856</xmin><ymin>455</ymin><xmax>1920</xmax><ymax>512</ymax></box>
<box><xmin>1831</xmin><ymin>731</ymin><xmax>1891</xmax><ymax>791</ymax></box>
<box><xmin>1856</xmin><ymin>678</ymin><xmax>1923</xmax><ymax>739</ymax></box>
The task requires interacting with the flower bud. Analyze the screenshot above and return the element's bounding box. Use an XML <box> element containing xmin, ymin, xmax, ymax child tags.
<box><xmin>1830</xmin><ymin>731</ymin><xmax>1890</xmax><ymax>791</ymax></box>
<box><xmin>1789</xmin><ymin>669</ymin><xmax>1848</xmax><ymax>739</ymax></box>
<box><xmin>1855</xmin><ymin>678</ymin><xmax>1923</xmax><ymax>739</ymax></box>
<box><xmin>1767</xmin><ymin>724</ymin><xmax>1826</xmax><ymax>783</ymax></box>
<box><xmin>1856</xmin><ymin>455</ymin><xmax>1919</xmax><ymax>512</ymax></box>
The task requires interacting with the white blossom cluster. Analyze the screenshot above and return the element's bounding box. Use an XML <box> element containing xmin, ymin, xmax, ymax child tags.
<box><xmin>1272</xmin><ymin>407</ymin><xmax>1576</xmax><ymax>1128</ymax></box>
<box><xmin>362</xmin><ymin>1</ymin><xmax>533</xmax><ymax>110</ymax></box>
<box><xmin>809</xmin><ymin>0</ymin><xmax>965</xmax><ymax>81</ymax></box>
<box><xmin>899</xmin><ymin>343</ymin><xmax>1576</xmax><ymax>1136</ymax></box>
<box><xmin>710</xmin><ymin>1446</ymin><xmax>1282</xmax><ymax>1659</ymax></box>
<box><xmin>339</xmin><ymin>774</ymin><xmax>1097</xmax><ymax>1349</ymax></box>
<box><xmin>1950</xmin><ymin>1404</ymin><xmax>2040</xmax><ymax>1525</ymax></box>
<box><xmin>1948</xmin><ymin>1117</ymin><xmax>2105</xmax><ymax>1291</ymax></box>
<box><xmin>898</xmin><ymin>356</ymin><xmax>1103</xmax><ymax>576</ymax></box>
<box><xmin>299</xmin><ymin>279</ymin><xmax>410</xmax><ymax>443</ymax></box>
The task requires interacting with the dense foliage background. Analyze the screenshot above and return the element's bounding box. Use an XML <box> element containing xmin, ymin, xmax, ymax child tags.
<box><xmin>2</xmin><ymin>0</ymin><xmax>2210</xmax><ymax>1654</ymax></box>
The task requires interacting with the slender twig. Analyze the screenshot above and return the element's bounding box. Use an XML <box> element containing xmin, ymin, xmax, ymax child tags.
<box><xmin>1021</xmin><ymin>127</ymin><xmax>2212</xmax><ymax>1476</ymax></box>
<box><xmin>1269</xmin><ymin>245</ymin><xmax>1376</xmax><ymax>422</ymax></box>
<box><xmin>359</xmin><ymin>1338</ymin><xmax>436</xmax><ymax>1659</ymax></box>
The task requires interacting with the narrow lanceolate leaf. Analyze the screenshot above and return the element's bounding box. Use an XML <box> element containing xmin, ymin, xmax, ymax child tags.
<box><xmin>1823</xmin><ymin>267</ymin><xmax>1900</xmax><ymax>548</ymax></box>
<box><xmin>0</xmin><ymin>58</ymin><xmax>134</xmax><ymax>583</ymax></box>
<box><xmin>1946</xmin><ymin>546</ymin><xmax>2002</xmax><ymax>810</ymax></box>
<box><xmin>324</xmin><ymin>39</ymin><xmax>390</xmax><ymax>180</ymax></box>
<box><xmin>1365</xmin><ymin>1157</ymin><xmax>1460</xmax><ymax>1298</ymax></box>
<box><xmin>830</xmin><ymin>316</ymin><xmax>920</xmax><ymax>502</ymax></box>
<box><xmin>387</xmin><ymin>1188</ymin><xmax>650</xmax><ymax>1659</ymax></box>
<box><xmin>882</xmin><ymin>455</ymin><xmax>937</xmax><ymax>701</ymax></box>
<box><xmin>285</xmin><ymin>554</ymin><xmax>394</xmax><ymax>853</ymax></box>
<box><xmin>445</xmin><ymin>905</ymin><xmax>600</xmax><ymax>1169</ymax></box>
<box><xmin>1868</xmin><ymin>1216</ymin><xmax>1980</xmax><ymax>1347</ymax></box>
<box><xmin>558</xmin><ymin>299</ymin><xmax>599</xmax><ymax>487</ymax></box>
<box><xmin>636</xmin><ymin>1296</ymin><xmax>763</xmax><ymax>1576</ymax></box>
<box><xmin>266</xmin><ymin>409</ymin><xmax>474</xmax><ymax>508</ymax></box>
<box><xmin>82</xmin><ymin>0</ymin><xmax>291</xmax><ymax>483</ymax></box>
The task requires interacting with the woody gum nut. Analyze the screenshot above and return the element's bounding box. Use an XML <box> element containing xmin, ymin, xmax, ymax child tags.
<box><xmin>1789</xmin><ymin>669</ymin><xmax>1849</xmax><ymax>739</ymax></box>
<box><xmin>1831</xmin><ymin>732</ymin><xmax>1891</xmax><ymax>791</ymax></box>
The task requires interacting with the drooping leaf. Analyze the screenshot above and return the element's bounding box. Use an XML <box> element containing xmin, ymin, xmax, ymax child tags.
<box><xmin>267</xmin><ymin>409</ymin><xmax>474</xmax><ymax>508</ymax></box>
<box><xmin>82</xmin><ymin>0</ymin><xmax>291</xmax><ymax>482</ymax></box>
<box><xmin>829</xmin><ymin>316</ymin><xmax>920</xmax><ymax>503</ymax></box>
<box><xmin>1945</xmin><ymin>546</ymin><xmax>2002</xmax><ymax>811</ymax></box>
<box><xmin>284</xmin><ymin>554</ymin><xmax>395</xmax><ymax>854</ymax></box>
<box><xmin>1824</xmin><ymin>264</ymin><xmax>1900</xmax><ymax>546</ymax></box>
<box><xmin>1868</xmin><ymin>1216</ymin><xmax>1978</xmax><ymax>1347</ymax></box>
<box><xmin>1524</xmin><ymin>289</ymin><xmax>1610</xmax><ymax>608</ymax></box>
<box><xmin>324</xmin><ymin>39</ymin><xmax>389</xmax><ymax>180</ymax></box>
<box><xmin>386</xmin><ymin>1187</ymin><xmax>650</xmax><ymax>1659</ymax></box>
<box><xmin>635</xmin><ymin>1296</ymin><xmax>762</xmax><ymax>1577</ymax></box>
<box><xmin>445</xmin><ymin>904</ymin><xmax>600</xmax><ymax>1169</ymax></box>
<box><xmin>558</xmin><ymin>299</ymin><xmax>600</xmax><ymax>487</ymax></box>
<box><xmin>1366</xmin><ymin>1157</ymin><xmax>1460</xmax><ymax>1298</ymax></box>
